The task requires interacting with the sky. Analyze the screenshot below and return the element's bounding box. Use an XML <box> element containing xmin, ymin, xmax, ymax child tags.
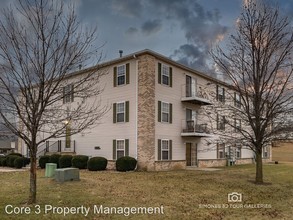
<box><xmin>1</xmin><ymin>0</ymin><xmax>293</xmax><ymax>77</ymax></box>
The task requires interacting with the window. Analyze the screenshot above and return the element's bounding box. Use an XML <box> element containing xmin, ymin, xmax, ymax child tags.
<box><xmin>113</xmin><ymin>139</ymin><xmax>129</xmax><ymax>160</ymax></box>
<box><xmin>162</xmin><ymin>64</ymin><xmax>170</xmax><ymax>85</ymax></box>
<box><xmin>116</xmin><ymin>140</ymin><xmax>125</xmax><ymax>159</ymax></box>
<box><xmin>235</xmin><ymin>119</ymin><xmax>241</xmax><ymax>132</ymax></box>
<box><xmin>113</xmin><ymin>63</ymin><xmax>130</xmax><ymax>87</ymax></box>
<box><xmin>162</xmin><ymin>102</ymin><xmax>170</xmax><ymax>123</ymax></box>
<box><xmin>263</xmin><ymin>146</ymin><xmax>269</xmax><ymax>158</ymax></box>
<box><xmin>63</xmin><ymin>84</ymin><xmax>74</xmax><ymax>104</ymax></box>
<box><xmin>217</xmin><ymin>143</ymin><xmax>225</xmax><ymax>159</ymax></box>
<box><xmin>117</xmin><ymin>65</ymin><xmax>126</xmax><ymax>86</ymax></box>
<box><xmin>158</xmin><ymin>63</ymin><xmax>172</xmax><ymax>87</ymax></box>
<box><xmin>236</xmin><ymin>146</ymin><xmax>241</xmax><ymax>158</ymax></box>
<box><xmin>235</xmin><ymin>93</ymin><xmax>241</xmax><ymax>108</ymax></box>
<box><xmin>113</xmin><ymin>101</ymin><xmax>129</xmax><ymax>123</ymax></box>
<box><xmin>158</xmin><ymin>139</ymin><xmax>172</xmax><ymax>160</ymax></box>
<box><xmin>158</xmin><ymin>101</ymin><xmax>172</xmax><ymax>123</ymax></box>
<box><xmin>217</xmin><ymin>115</ymin><xmax>225</xmax><ymax>130</ymax></box>
<box><xmin>217</xmin><ymin>85</ymin><xmax>225</xmax><ymax>102</ymax></box>
<box><xmin>116</xmin><ymin>102</ymin><xmax>125</xmax><ymax>122</ymax></box>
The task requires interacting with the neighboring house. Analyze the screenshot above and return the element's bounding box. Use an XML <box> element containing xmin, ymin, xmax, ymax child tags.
<box><xmin>18</xmin><ymin>49</ymin><xmax>272</xmax><ymax>170</ymax></box>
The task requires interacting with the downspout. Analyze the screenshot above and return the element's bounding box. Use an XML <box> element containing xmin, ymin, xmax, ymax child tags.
<box><xmin>134</xmin><ymin>55</ymin><xmax>138</xmax><ymax>160</ymax></box>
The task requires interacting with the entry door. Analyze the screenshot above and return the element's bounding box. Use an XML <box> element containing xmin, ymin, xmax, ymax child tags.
<box><xmin>186</xmin><ymin>75</ymin><xmax>197</xmax><ymax>97</ymax></box>
<box><xmin>186</xmin><ymin>143</ymin><xmax>198</xmax><ymax>166</ymax></box>
<box><xmin>186</xmin><ymin>143</ymin><xmax>192</xmax><ymax>166</ymax></box>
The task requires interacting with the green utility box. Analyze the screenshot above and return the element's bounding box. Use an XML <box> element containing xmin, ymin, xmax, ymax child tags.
<box><xmin>45</xmin><ymin>163</ymin><xmax>57</xmax><ymax>178</ymax></box>
<box><xmin>55</xmin><ymin>168</ymin><xmax>80</xmax><ymax>182</ymax></box>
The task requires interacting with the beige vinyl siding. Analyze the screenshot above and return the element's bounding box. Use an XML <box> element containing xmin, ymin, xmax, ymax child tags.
<box><xmin>36</xmin><ymin>59</ymin><xmax>138</xmax><ymax>160</ymax></box>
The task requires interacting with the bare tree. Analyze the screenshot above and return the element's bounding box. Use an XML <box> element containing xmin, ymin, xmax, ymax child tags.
<box><xmin>210</xmin><ymin>0</ymin><xmax>293</xmax><ymax>184</ymax></box>
<box><xmin>0</xmin><ymin>0</ymin><xmax>108</xmax><ymax>203</ymax></box>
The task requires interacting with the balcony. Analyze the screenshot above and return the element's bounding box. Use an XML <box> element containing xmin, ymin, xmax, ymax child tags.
<box><xmin>181</xmin><ymin>120</ymin><xmax>211</xmax><ymax>137</ymax></box>
<box><xmin>45</xmin><ymin>140</ymin><xmax>76</xmax><ymax>154</ymax></box>
<box><xmin>181</xmin><ymin>84</ymin><xmax>212</xmax><ymax>105</ymax></box>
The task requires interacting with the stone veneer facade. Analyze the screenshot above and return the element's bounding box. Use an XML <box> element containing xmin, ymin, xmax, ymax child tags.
<box><xmin>137</xmin><ymin>55</ymin><xmax>156</xmax><ymax>171</ymax></box>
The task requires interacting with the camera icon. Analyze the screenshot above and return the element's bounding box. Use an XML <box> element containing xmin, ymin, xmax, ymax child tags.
<box><xmin>228</xmin><ymin>192</ymin><xmax>242</xmax><ymax>202</ymax></box>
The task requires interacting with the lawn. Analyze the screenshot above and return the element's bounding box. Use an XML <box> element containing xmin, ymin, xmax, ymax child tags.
<box><xmin>0</xmin><ymin>163</ymin><xmax>292</xmax><ymax>220</ymax></box>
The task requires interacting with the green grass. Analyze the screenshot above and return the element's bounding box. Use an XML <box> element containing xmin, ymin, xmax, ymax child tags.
<box><xmin>0</xmin><ymin>163</ymin><xmax>292</xmax><ymax>220</ymax></box>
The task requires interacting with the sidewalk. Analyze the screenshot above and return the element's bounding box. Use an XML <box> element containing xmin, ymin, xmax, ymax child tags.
<box><xmin>0</xmin><ymin>167</ymin><xmax>28</xmax><ymax>172</ymax></box>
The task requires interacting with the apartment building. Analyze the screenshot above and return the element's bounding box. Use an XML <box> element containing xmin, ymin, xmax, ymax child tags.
<box><xmin>19</xmin><ymin>49</ymin><xmax>271</xmax><ymax>170</ymax></box>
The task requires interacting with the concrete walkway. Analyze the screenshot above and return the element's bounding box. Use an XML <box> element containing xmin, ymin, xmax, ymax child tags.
<box><xmin>0</xmin><ymin>167</ymin><xmax>28</xmax><ymax>172</ymax></box>
<box><xmin>186</xmin><ymin>167</ymin><xmax>222</xmax><ymax>171</ymax></box>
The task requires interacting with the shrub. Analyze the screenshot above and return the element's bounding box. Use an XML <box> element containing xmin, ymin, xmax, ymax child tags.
<box><xmin>14</xmin><ymin>157</ymin><xmax>25</xmax><ymax>169</ymax></box>
<box><xmin>39</xmin><ymin>155</ymin><xmax>50</xmax><ymax>169</ymax></box>
<box><xmin>24</xmin><ymin>157</ymin><xmax>31</xmax><ymax>166</ymax></box>
<box><xmin>87</xmin><ymin>157</ymin><xmax>107</xmax><ymax>171</ymax></box>
<box><xmin>72</xmin><ymin>155</ymin><xmax>89</xmax><ymax>169</ymax></box>
<box><xmin>7</xmin><ymin>152</ymin><xmax>23</xmax><ymax>157</ymax></box>
<box><xmin>49</xmin><ymin>154</ymin><xmax>61</xmax><ymax>168</ymax></box>
<box><xmin>59</xmin><ymin>155</ymin><xmax>73</xmax><ymax>168</ymax></box>
<box><xmin>7</xmin><ymin>155</ymin><xmax>21</xmax><ymax>167</ymax></box>
<box><xmin>116</xmin><ymin>156</ymin><xmax>137</xmax><ymax>172</ymax></box>
<box><xmin>0</xmin><ymin>157</ymin><xmax>7</xmax><ymax>166</ymax></box>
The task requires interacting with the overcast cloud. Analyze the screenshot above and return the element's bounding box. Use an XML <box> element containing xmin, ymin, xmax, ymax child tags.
<box><xmin>0</xmin><ymin>0</ymin><xmax>292</xmax><ymax>77</ymax></box>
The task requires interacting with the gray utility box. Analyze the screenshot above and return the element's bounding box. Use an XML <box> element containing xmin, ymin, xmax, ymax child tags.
<box><xmin>55</xmin><ymin>168</ymin><xmax>80</xmax><ymax>182</ymax></box>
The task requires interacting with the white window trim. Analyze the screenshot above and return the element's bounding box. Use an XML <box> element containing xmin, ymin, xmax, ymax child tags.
<box><xmin>161</xmin><ymin>101</ymin><xmax>170</xmax><ymax>123</ymax></box>
<box><xmin>116</xmin><ymin>101</ymin><xmax>125</xmax><ymax>123</ymax></box>
<box><xmin>217</xmin><ymin>86</ymin><xmax>225</xmax><ymax>102</ymax></box>
<box><xmin>64</xmin><ymin>84</ymin><xmax>73</xmax><ymax>103</ymax></box>
<box><xmin>117</xmin><ymin>64</ymin><xmax>126</xmax><ymax>86</ymax></box>
<box><xmin>235</xmin><ymin>119</ymin><xmax>241</xmax><ymax>131</ymax></box>
<box><xmin>236</xmin><ymin>146</ymin><xmax>241</xmax><ymax>159</ymax></box>
<box><xmin>161</xmin><ymin>139</ymin><xmax>169</xmax><ymax>160</ymax></box>
<box><xmin>161</xmin><ymin>64</ymin><xmax>170</xmax><ymax>86</ymax></box>
<box><xmin>218</xmin><ymin>115</ymin><xmax>225</xmax><ymax>130</ymax></box>
<box><xmin>218</xmin><ymin>143</ymin><xmax>225</xmax><ymax>159</ymax></box>
<box><xmin>116</xmin><ymin>139</ymin><xmax>125</xmax><ymax>158</ymax></box>
<box><xmin>235</xmin><ymin>93</ymin><xmax>241</xmax><ymax>108</ymax></box>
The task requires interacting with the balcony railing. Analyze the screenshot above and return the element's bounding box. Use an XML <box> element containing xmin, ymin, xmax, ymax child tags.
<box><xmin>181</xmin><ymin>84</ymin><xmax>212</xmax><ymax>105</ymax></box>
<box><xmin>45</xmin><ymin>140</ymin><xmax>76</xmax><ymax>153</ymax></box>
<box><xmin>181</xmin><ymin>120</ymin><xmax>211</xmax><ymax>137</ymax></box>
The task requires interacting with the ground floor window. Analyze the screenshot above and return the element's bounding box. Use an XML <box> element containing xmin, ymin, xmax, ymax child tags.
<box><xmin>217</xmin><ymin>143</ymin><xmax>225</xmax><ymax>159</ymax></box>
<box><xmin>158</xmin><ymin>139</ymin><xmax>172</xmax><ymax>160</ymax></box>
<box><xmin>113</xmin><ymin>139</ymin><xmax>129</xmax><ymax>160</ymax></box>
<box><xmin>263</xmin><ymin>146</ymin><xmax>269</xmax><ymax>158</ymax></box>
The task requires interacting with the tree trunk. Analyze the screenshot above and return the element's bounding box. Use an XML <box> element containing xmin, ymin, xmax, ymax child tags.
<box><xmin>255</xmin><ymin>151</ymin><xmax>263</xmax><ymax>184</ymax></box>
<box><xmin>28</xmin><ymin>154</ymin><xmax>37</xmax><ymax>204</ymax></box>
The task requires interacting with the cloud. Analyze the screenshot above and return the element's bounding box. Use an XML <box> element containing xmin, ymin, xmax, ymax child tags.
<box><xmin>141</xmin><ymin>19</ymin><xmax>162</xmax><ymax>35</ymax></box>
<box><xmin>125</xmin><ymin>27</ymin><xmax>138</xmax><ymax>35</ymax></box>
<box><xmin>145</xmin><ymin>0</ymin><xmax>228</xmax><ymax>76</ymax></box>
<box><xmin>112</xmin><ymin>0</ymin><xmax>143</xmax><ymax>17</ymax></box>
<box><xmin>171</xmin><ymin>44</ymin><xmax>209</xmax><ymax>73</ymax></box>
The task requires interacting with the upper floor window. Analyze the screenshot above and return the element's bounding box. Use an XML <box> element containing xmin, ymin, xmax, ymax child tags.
<box><xmin>117</xmin><ymin>65</ymin><xmax>126</xmax><ymax>85</ymax></box>
<box><xmin>158</xmin><ymin>63</ymin><xmax>172</xmax><ymax>87</ymax></box>
<box><xmin>113</xmin><ymin>101</ymin><xmax>129</xmax><ymax>123</ymax></box>
<box><xmin>216</xmin><ymin>85</ymin><xmax>225</xmax><ymax>103</ymax></box>
<box><xmin>217</xmin><ymin>143</ymin><xmax>225</xmax><ymax>159</ymax></box>
<box><xmin>217</xmin><ymin>114</ymin><xmax>225</xmax><ymax>130</ymax></box>
<box><xmin>158</xmin><ymin>139</ymin><xmax>172</xmax><ymax>160</ymax></box>
<box><xmin>63</xmin><ymin>84</ymin><xmax>74</xmax><ymax>104</ymax></box>
<box><xmin>235</xmin><ymin>119</ymin><xmax>241</xmax><ymax>132</ymax></box>
<box><xmin>234</xmin><ymin>93</ymin><xmax>241</xmax><ymax>108</ymax></box>
<box><xmin>158</xmin><ymin>101</ymin><xmax>172</xmax><ymax>123</ymax></box>
<box><xmin>113</xmin><ymin>63</ymin><xmax>130</xmax><ymax>87</ymax></box>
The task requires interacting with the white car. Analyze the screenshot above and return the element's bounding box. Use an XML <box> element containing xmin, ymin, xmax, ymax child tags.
<box><xmin>0</xmin><ymin>153</ymin><xmax>5</xmax><ymax>157</ymax></box>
